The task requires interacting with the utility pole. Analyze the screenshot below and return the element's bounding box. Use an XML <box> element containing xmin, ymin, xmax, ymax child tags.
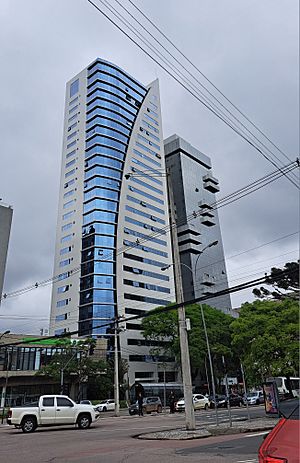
<box><xmin>1</xmin><ymin>349</ymin><xmax>10</xmax><ymax>424</ymax></box>
<box><xmin>114</xmin><ymin>317</ymin><xmax>120</xmax><ymax>417</ymax></box>
<box><xmin>200</xmin><ymin>304</ymin><xmax>219</xmax><ymax>426</ymax></box>
<box><xmin>222</xmin><ymin>355</ymin><xmax>232</xmax><ymax>427</ymax></box>
<box><xmin>240</xmin><ymin>362</ymin><xmax>250</xmax><ymax>421</ymax></box>
<box><xmin>167</xmin><ymin>169</ymin><xmax>195</xmax><ymax>431</ymax></box>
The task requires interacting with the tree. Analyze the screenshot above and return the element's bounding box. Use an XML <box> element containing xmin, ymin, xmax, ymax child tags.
<box><xmin>231</xmin><ymin>298</ymin><xmax>299</xmax><ymax>387</ymax></box>
<box><xmin>141</xmin><ymin>303</ymin><xmax>237</xmax><ymax>388</ymax></box>
<box><xmin>36</xmin><ymin>338</ymin><xmax>107</xmax><ymax>400</ymax></box>
<box><xmin>253</xmin><ymin>261</ymin><xmax>299</xmax><ymax>300</ymax></box>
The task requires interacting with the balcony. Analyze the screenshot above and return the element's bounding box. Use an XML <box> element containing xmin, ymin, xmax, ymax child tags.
<box><xmin>203</xmin><ymin>174</ymin><xmax>220</xmax><ymax>193</ymax></box>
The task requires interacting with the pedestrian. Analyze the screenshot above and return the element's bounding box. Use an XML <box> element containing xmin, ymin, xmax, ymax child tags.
<box><xmin>169</xmin><ymin>391</ymin><xmax>175</xmax><ymax>414</ymax></box>
<box><xmin>137</xmin><ymin>392</ymin><xmax>144</xmax><ymax>416</ymax></box>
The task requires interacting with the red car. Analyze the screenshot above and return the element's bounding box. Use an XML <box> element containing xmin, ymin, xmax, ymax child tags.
<box><xmin>258</xmin><ymin>399</ymin><xmax>299</xmax><ymax>463</ymax></box>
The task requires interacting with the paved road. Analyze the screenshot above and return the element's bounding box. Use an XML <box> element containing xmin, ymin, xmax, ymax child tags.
<box><xmin>0</xmin><ymin>406</ymin><xmax>267</xmax><ymax>463</ymax></box>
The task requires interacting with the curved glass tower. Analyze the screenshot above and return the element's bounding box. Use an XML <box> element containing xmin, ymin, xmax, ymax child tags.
<box><xmin>50</xmin><ymin>59</ymin><xmax>175</xmax><ymax>383</ymax></box>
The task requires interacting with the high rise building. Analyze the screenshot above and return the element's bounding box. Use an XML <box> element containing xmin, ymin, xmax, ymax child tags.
<box><xmin>164</xmin><ymin>135</ymin><xmax>232</xmax><ymax>313</ymax></box>
<box><xmin>50</xmin><ymin>59</ymin><xmax>175</xmax><ymax>384</ymax></box>
<box><xmin>0</xmin><ymin>202</ymin><xmax>13</xmax><ymax>302</ymax></box>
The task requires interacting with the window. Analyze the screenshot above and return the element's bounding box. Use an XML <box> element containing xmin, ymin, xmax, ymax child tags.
<box><xmin>57</xmin><ymin>285</ymin><xmax>69</xmax><ymax>294</ymax></box>
<box><xmin>67</xmin><ymin>131</ymin><xmax>76</xmax><ymax>141</ymax></box>
<box><xmin>64</xmin><ymin>179</ymin><xmax>75</xmax><ymax>189</ymax></box>
<box><xmin>69</xmin><ymin>105</ymin><xmax>78</xmax><ymax>115</ymax></box>
<box><xmin>68</xmin><ymin>113</ymin><xmax>77</xmax><ymax>123</ymax></box>
<box><xmin>56</xmin><ymin>299</ymin><xmax>69</xmax><ymax>307</ymax></box>
<box><xmin>57</xmin><ymin>397</ymin><xmax>73</xmax><ymax>407</ymax></box>
<box><xmin>127</xmin><ymin>195</ymin><xmax>165</xmax><ymax>215</ymax></box>
<box><xmin>133</xmin><ymin>149</ymin><xmax>161</xmax><ymax>167</ymax></box>
<box><xmin>59</xmin><ymin>259</ymin><xmax>71</xmax><ymax>267</ymax></box>
<box><xmin>69</xmin><ymin>96</ymin><xmax>78</xmax><ymax>106</ymax></box>
<box><xmin>125</xmin><ymin>206</ymin><xmax>165</xmax><ymax>225</ymax></box>
<box><xmin>124</xmin><ymin>293</ymin><xmax>170</xmax><ymax>306</ymax></box>
<box><xmin>131</xmin><ymin>176</ymin><xmax>163</xmax><ymax>195</ymax></box>
<box><xmin>123</xmin><ymin>239</ymin><xmax>168</xmax><ymax>257</ymax></box>
<box><xmin>55</xmin><ymin>313</ymin><xmax>67</xmax><ymax>321</ymax></box>
<box><xmin>128</xmin><ymin>184</ymin><xmax>164</xmax><ymax>205</ymax></box>
<box><xmin>67</xmin><ymin>140</ymin><xmax>76</xmax><ymax>149</ymax></box>
<box><xmin>65</xmin><ymin>169</ymin><xmax>76</xmax><ymax>178</ymax></box>
<box><xmin>55</xmin><ymin>328</ymin><xmax>66</xmax><ymax>335</ymax></box>
<box><xmin>58</xmin><ymin>272</ymin><xmax>70</xmax><ymax>281</ymax></box>
<box><xmin>62</xmin><ymin>210</ymin><xmax>75</xmax><ymax>220</ymax></box>
<box><xmin>60</xmin><ymin>246</ymin><xmax>72</xmax><ymax>255</ymax></box>
<box><xmin>61</xmin><ymin>234</ymin><xmax>72</xmax><ymax>243</ymax></box>
<box><xmin>42</xmin><ymin>397</ymin><xmax>54</xmax><ymax>407</ymax></box>
<box><xmin>70</xmin><ymin>79</ymin><xmax>79</xmax><ymax>98</ymax></box>
<box><xmin>63</xmin><ymin>189</ymin><xmax>74</xmax><ymax>198</ymax></box>
<box><xmin>66</xmin><ymin>150</ymin><xmax>76</xmax><ymax>159</ymax></box>
<box><xmin>65</xmin><ymin>159</ymin><xmax>76</xmax><ymax>169</ymax></box>
<box><xmin>61</xmin><ymin>223</ymin><xmax>72</xmax><ymax>232</ymax></box>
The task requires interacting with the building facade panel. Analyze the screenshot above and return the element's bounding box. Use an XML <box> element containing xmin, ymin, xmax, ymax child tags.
<box><xmin>164</xmin><ymin>135</ymin><xmax>232</xmax><ymax>313</ymax></box>
<box><xmin>50</xmin><ymin>60</ymin><xmax>175</xmax><ymax>384</ymax></box>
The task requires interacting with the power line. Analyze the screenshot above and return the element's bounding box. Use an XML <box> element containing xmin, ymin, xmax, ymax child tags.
<box><xmin>86</xmin><ymin>0</ymin><xmax>299</xmax><ymax>189</ymax></box>
<box><xmin>1</xmin><ymin>161</ymin><xmax>297</xmax><ymax>303</ymax></box>
<box><xmin>115</xmin><ymin>0</ymin><xmax>298</xmax><ymax>185</ymax></box>
<box><xmin>127</xmin><ymin>0</ymin><xmax>297</xmax><ymax>170</ymax></box>
<box><xmin>0</xmin><ymin>267</ymin><xmax>296</xmax><ymax>348</ymax></box>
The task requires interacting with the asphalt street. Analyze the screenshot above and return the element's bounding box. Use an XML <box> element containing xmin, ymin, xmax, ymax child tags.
<box><xmin>0</xmin><ymin>406</ymin><xmax>267</xmax><ymax>463</ymax></box>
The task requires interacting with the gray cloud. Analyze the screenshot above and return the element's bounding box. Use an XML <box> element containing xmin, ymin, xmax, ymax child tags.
<box><xmin>0</xmin><ymin>0</ymin><xmax>298</xmax><ymax>332</ymax></box>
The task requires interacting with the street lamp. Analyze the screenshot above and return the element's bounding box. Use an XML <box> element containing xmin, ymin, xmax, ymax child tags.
<box><xmin>162</xmin><ymin>240</ymin><xmax>219</xmax><ymax>426</ymax></box>
<box><xmin>0</xmin><ymin>330</ymin><xmax>10</xmax><ymax>340</ymax></box>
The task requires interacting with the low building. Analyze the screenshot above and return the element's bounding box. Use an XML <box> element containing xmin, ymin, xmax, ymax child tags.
<box><xmin>0</xmin><ymin>333</ymin><xmax>106</xmax><ymax>406</ymax></box>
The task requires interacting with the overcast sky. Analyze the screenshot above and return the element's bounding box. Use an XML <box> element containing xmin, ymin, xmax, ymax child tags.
<box><xmin>0</xmin><ymin>0</ymin><xmax>299</xmax><ymax>335</ymax></box>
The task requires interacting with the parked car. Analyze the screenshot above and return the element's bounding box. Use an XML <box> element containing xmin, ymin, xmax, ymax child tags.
<box><xmin>129</xmin><ymin>396</ymin><xmax>162</xmax><ymax>415</ymax></box>
<box><xmin>244</xmin><ymin>391</ymin><xmax>264</xmax><ymax>405</ymax></box>
<box><xmin>7</xmin><ymin>395</ymin><xmax>96</xmax><ymax>433</ymax></box>
<box><xmin>175</xmin><ymin>394</ymin><xmax>209</xmax><ymax>412</ymax></box>
<box><xmin>227</xmin><ymin>393</ymin><xmax>244</xmax><ymax>407</ymax></box>
<box><xmin>94</xmin><ymin>399</ymin><xmax>115</xmax><ymax>412</ymax></box>
<box><xmin>80</xmin><ymin>400</ymin><xmax>92</xmax><ymax>405</ymax></box>
<box><xmin>258</xmin><ymin>398</ymin><xmax>299</xmax><ymax>462</ymax></box>
<box><xmin>209</xmin><ymin>394</ymin><xmax>227</xmax><ymax>408</ymax></box>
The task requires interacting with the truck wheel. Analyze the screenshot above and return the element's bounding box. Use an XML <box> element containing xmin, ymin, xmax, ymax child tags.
<box><xmin>77</xmin><ymin>414</ymin><xmax>91</xmax><ymax>429</ymax></box>
<box><xmin>21</xmin><ymin>416</ymin><xmax>37</xmax><ymax>433</ymax></box>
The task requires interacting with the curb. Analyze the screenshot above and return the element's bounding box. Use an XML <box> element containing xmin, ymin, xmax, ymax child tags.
<box><xmin>135</xmin><ymin>419</ymin><xmax>278</xmax><ymax>440</ymax></box>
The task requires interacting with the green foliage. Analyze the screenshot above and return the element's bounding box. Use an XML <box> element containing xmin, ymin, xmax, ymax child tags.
<box><xmin>141</xmin><ymin>303</ymin><xmax>236</xmax><ymax>381</ymax></box>
<box><xmin>253</xmin><ymin>261</ymin><xmax>299</xmax><ymax>300</ymax></box>
<box><xmin>231</xmin><ymin>298</ymin><xmax>299</xmax><ymax>386</ymax></box>
<box><xmin>36</xmin><ymin>337</ymin><xmax>106</xmax><ymax>385</ymax></box>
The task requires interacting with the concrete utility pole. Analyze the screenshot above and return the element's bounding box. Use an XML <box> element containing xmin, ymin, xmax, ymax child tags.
<box><xmin>167</xmin><ymin>170</ymin><xmax>195</xmax><ymax>431</ymax></box>
<box><xmin>114</xmin><ymin>318</ymin><xmax>120</xmax><ymax>417</ymax></box>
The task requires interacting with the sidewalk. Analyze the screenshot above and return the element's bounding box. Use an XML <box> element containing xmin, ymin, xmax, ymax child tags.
<box><xmin>136</xmin><ymin>417</ymin><xmax>279</xmax><ymax>440</ymax></box>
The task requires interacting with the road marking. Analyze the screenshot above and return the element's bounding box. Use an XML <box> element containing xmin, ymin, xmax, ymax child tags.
<box><xmin>236</xmin><ymin>460</ymin><xmax>258</xmax><ymax>463</ymax></box>
<box><xmin>244</xmin><ymin>431</ymin><xmax>269</xmax><ymax>438</ymax></box>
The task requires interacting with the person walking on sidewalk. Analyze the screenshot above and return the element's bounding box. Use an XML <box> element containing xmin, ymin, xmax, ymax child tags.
<box><xmin>137</xmin><ymin>393</ymin><xmax>144</xmax><ymax>417</ymax></box>
<box><xmin>169</xmin><ymin>391</ymin><xmax>176</xmax><ymax>414</ymax></box>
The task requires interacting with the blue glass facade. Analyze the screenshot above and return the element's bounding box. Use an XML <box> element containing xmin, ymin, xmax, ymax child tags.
<box><xmin>79</xmin><ymin>60</ymin><xmax>147</xmax><ymax>336</ymax></box>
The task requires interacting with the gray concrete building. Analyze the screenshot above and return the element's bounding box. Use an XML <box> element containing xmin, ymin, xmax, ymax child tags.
<box><xmin>0</xmin><ymin>202</ymin><xmax>13</xmax><ymax>302</ymax></box>
<box><xmin>164</xmin><ymin>135</ymin><xmax>232</xmax><ymax>313</ymax></box>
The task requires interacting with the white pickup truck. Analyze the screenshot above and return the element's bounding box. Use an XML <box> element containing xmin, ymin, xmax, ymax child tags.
<box><xmin>7</xmin><ymin>395</ymin><xmax>96</xmax><ymax>433</ymax></box>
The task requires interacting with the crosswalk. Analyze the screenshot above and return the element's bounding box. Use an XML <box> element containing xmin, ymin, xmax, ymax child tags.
<box><xmin>196</xmin><ymin>410</ymin><xmax>248</xmax><ymax>424</ymax></box>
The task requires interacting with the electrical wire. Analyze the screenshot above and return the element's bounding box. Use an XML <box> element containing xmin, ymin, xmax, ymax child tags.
<box><xmin>86</xmin><ymin>0</ymin><xmax>299</xmax><ymax>189</ymax></box>
<box><xmin>127</xmin><ymin>0</ymin><xmax>297</xmax><ymax>171</ymax></box>
<box><xmin>0</xmin><ymin>266</ymin><xmax>296</xmax><ymax>348</ymax></box>
<box><xmin>1</xmin><ymin>161</ymin><xmax>297</xmax><ymax>303</ymax></box>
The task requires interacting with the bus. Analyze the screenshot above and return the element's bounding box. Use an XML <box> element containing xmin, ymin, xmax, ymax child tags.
<box><xmin>266</xmin><ymin>377</ymin><xmax>300</xmax><ymax>398</ymax></box>
<box><xmin>129</xmin><ymin>382</ymin><xmax>185</xmax><ymax>406</ymax></box>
